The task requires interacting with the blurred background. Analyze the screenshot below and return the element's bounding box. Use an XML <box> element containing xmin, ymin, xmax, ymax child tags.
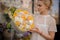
<box><xmin>0</xmin><ymin>0</ymin><xmax>60</xmax><ymax>40</ymax></box>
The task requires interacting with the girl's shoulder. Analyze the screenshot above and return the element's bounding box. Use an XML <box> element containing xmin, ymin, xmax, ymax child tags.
<box><xmin>49</xmin><ymin>15</ymin><xmax>55</xmax><ymax>20</ymax></box>
<box><xmin>47</xmin><ymin>15</ymin><xmax>56</xmax><ymax>22</ymax></box>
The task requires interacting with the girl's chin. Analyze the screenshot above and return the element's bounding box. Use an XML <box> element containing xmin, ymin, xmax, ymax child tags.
<box><xmin>38</xmin><ymin>9</ymin><xmax>43</xmax><ymax>13</ymax></box>
<box><xmin>38</xmin><ymin>10</ymin><xmax>42</xmax><ymax>13</ymax></box>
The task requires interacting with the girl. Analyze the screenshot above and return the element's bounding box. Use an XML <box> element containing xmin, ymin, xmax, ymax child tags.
<box><xmin>30</xmin><ymin>0</ymin><xmax>57</xmax><ymax>40</ymax></box>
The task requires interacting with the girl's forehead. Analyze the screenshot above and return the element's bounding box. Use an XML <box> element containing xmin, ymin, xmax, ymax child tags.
<box><xmin>37</xmin><ymin>0</ymin><xmax>44</xmax><ymax>3</ymax></box>
<box><xmin>38</xmin><ymin>0</ymin><xmax>44</xmax><ymax>1</ymax></box>
<box><xmin>37</xmin><ymin>1</ymin><xmax>43</xmax><ymax>4</ymax></box>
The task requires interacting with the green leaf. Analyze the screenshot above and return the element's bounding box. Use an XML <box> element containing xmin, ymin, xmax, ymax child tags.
<box><xmin>6</xmin><ymin>23</ymin><xmax>11</xmax><ymax>29</ymax></box>
<box><xmin>10</xmin><ymin>7</ymin><xmax>16</xmax><ymax>16</ymax></box>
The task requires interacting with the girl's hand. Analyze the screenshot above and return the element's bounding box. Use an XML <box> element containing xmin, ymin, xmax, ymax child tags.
<box><xmin>30</xmin><ymin>27</ymin><xmax>40</xmax><ymax>33</ymax></box>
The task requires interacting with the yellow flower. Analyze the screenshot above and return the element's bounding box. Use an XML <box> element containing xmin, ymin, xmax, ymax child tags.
<box><xmin>23</xmin><ymin>10</ymin><xmax>29</xmax><ymax>14</ymax></box>
<box><xmin>21</xmin><ymin>15</ymin><xmax>26</xmax><ymax>21</ymax></box>
<box><xmin>23</xmin><ymin>23</ymin><xmax>26</xmax><ymax>27</ymax></box>
<box><xmin>15</xmin><ymin>9</ymin><xmax>22</xmax><ymax>13</ymax></box>
<box><xmin>13</xmin><ymin>13</ymin><xmax>18</xmax><ymax>18</ymax></box>
<box><xmin>15</xmin><ymin>21</ymin><xmax>20</xmax><ymax>26</ymax></box>
<box><xmin>27</xmin><ymin>15</ymin><xmax>34</xmax><ymax>20</ymax></box>
<box><xmin>30</xmin><ymin>23</ymin><xmax>34</xmax><ymax>30</ymax></box>
<box><xmin>20</xmin><ymin>25</ymin><xmax>26</xmax><ymax>31</ymax></box>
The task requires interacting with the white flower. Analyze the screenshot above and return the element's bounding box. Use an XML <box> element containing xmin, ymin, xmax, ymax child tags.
<box><xmin>29</xmin><ymin>20</ymin><xmax>33</xmax><ymax>25</ymax></box>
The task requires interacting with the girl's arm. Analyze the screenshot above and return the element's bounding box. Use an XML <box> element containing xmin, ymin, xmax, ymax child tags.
<box><xmin>30</xmin><ymin>28</ymin><xmax>55</xmax><ymax>40</ymax></box>
<box><xmin>38</xmin><ymin>30</ymin><xmax>55</xmax><ymax>40</ymax></box>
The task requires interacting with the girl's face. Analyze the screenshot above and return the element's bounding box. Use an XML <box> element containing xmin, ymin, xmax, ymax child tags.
<box><xmin>37</xmin><ymin>1</ymin><xmax>48</xmax><ymax>13</ymax></box>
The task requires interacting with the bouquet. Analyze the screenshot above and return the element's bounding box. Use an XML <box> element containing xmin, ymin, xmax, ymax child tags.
<box><xmin>8</xmin><ymin>7</ymin><xmax>34</xmax><ymax>32</ymax></box>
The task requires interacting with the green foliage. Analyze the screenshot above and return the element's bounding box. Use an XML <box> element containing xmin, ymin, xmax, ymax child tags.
<box><xmin>6</xmin><ymin>22</ymin><xmax>11</xmax><ymax>29</ymax></box>
<box><xmin>3</xmin><ymin>13</ymin><xmax>11</xmax><ymax>22</ymax></box>
<box><xmin>10</xmin><ymin>7</ymin><xmax>16</xmax><ymax>16</ymax></box>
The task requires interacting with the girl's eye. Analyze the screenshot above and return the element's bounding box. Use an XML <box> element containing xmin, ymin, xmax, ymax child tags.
<box><xmin>38</xmin><ymin>4</ymin><xmax>42</xmax><ymax>7</ymax></box>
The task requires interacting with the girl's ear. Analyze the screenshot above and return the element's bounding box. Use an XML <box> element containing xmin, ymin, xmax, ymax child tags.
<box><xmin>45</xmin><ymin>6</ymin><xmax>49</xmax><ymax>10</ymax></box>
